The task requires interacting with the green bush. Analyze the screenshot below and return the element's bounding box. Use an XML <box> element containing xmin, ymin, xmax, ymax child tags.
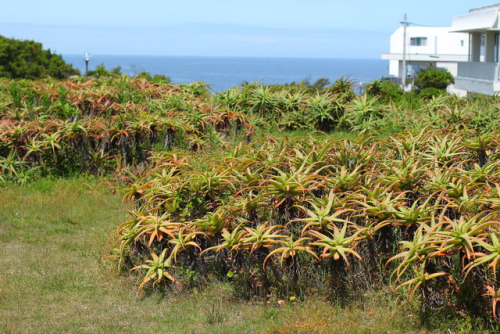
<box><xmin>418</xmin><ymin>87</ymin><xmax>447</xmax><ymax>99</ymax></box>
<box><xmin>0</xmin><ymin>35</ymin><xmax>79</xmax><ymax>79</ymax></box>
<box><xmin>137</xmin><ymin>71</ymin><xmax>171</xmax><ymax>84</ymax></box>
<box><xmin>414</xmin><ymin>67</ymin><xmax>454</xmax><ymax>92</ymax></box>
<box><xmin>87</xmin><ymin>63</ymin><xmax>112</xmax><ymax>78</ymax></box>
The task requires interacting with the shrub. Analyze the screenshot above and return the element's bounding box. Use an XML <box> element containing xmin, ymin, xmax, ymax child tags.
<box><xmin>310</xmin><ymin>78</ymin><xmax>331</xmax><ymax>90</ymax></box>
<box><xmin>414</xmin><ymin>67</ymin><xmax>454</xmax><ymax>92</ymax></box>
<box><xmin>0</xmin><ymin>35</ymin><xmax>79</xmax><ymax>79</ymax></box>
<box><xmin>87</xmin><ymin>63</ymin><xmax>112</xmax><ymax>78</ymax></box>
<box><xmin>137</xmin><ymin>71</ymin><xmax>171</xmax><ymax>84</ymax></box>
<box><xmin>418</xmin><ymin>87</ymin><xmax>447</xmax><ymax>99</ymax></box>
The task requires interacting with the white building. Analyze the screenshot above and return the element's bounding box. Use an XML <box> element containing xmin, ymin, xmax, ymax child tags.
<box><xmin>382</xmin><ymin>27</ymin><xmax>469</xmax><ymax>94</ymax></box>
<box><xmin>451</xmin><ymin>4</ymin><xmax>500</xmax><ymax>95</ymax></box>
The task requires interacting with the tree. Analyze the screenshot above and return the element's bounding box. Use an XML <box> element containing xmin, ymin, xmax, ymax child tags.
<box><xmin>413</xmin><ymin>67</ymin><xmax>454</xmax><ymax>92</ymax></box>
<box><xmin>0</xmin><ymin>35</ymin><xmax>79</xmax><ymax>79</ymax></box>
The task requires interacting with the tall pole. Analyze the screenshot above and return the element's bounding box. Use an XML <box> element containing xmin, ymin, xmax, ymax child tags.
<box><xmin>403</xmin><ymin>13</ymin><xmax>407</xmax><ymax>90</ymax></box>
<box><xmin>402</xmin><ymin>13</ymin><xmax>407</xmax><ymax>90</ymax></box>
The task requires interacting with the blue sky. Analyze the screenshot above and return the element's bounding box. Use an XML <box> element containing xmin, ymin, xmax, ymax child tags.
<box><xmin>0</xmin><ymin>1</ymin><xmax>480</xmax><ymax>58</ymax></box>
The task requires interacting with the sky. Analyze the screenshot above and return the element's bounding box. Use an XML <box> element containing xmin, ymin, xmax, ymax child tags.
<box><xmin>0</xmin><ymin>1</ymin><xmax>484</xmax><ymax>58</ymax></box>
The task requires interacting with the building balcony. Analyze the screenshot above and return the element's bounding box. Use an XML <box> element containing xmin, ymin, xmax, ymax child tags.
<box><xmin>454</xmin><ymin>62</ymin><xmax>500</xmax><ymax>95</ymax></box>
<box><xmin>381</xmin><ymin>53</ymin><xmax>468</xmax><ymax>62</ymax></box>
<box><xmin>457</xmin><ymin>62</ymin><xmax>500</xmax><ymax>81</ymax></box>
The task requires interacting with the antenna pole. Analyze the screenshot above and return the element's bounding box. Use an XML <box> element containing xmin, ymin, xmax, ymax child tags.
<box><xmin>402</xmin><ymin>13</ymin><xmax>407</xmax><ymax>90</ymax></box>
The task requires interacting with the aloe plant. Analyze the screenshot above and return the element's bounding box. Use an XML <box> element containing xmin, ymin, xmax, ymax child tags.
<box><xmin>263</xmin><ymin>236</ymin><xmax>318</xmax><ymax>268</ymax></box>
<box><xmin>308</xmin><ymin>224</ymin><xmax>362</xmax><ymax>267</ymax></box>
<box><xmin>131</xmin><ymin>249</ymin><xmax>182</xmax><ymax>292</ymax></box>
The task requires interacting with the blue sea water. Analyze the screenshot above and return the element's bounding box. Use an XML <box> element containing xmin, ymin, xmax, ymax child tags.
<box><xmin>63</xmin><ymin>55</ymin><xmax>388</xmax><ymax>93</ymax></box>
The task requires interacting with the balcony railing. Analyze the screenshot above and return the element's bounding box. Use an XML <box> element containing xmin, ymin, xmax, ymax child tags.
<box><xmin>457</xmin><ymin>62</ymin><xmax>500</xmax><ymax>81</ymax></box>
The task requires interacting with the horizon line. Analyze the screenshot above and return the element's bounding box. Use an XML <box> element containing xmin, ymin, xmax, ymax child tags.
<box><xmin>62</xmin><ymin>54</ymin><xmax>386</xmax><ymax>60</ymax></box>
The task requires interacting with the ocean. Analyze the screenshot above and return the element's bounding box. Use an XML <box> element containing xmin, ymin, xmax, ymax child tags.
<box><xmin>62</xmin><ymin>55</ymin><xmax>388</xmax><ymax>93</ymax></box>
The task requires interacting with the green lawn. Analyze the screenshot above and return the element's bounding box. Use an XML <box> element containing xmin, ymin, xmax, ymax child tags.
<box><xmin>0</xmin><ymin>177</ymin><xmax>487</xmax><ymax>333</ymax></box>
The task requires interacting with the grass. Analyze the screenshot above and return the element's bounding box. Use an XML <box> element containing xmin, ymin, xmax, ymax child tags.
<box><xmin>256</xmin><ymin>128</ymin><xmax>359</xmax><ymax>141</ymax></box>
<box><xmin>0</xmin><ymin>177</ymin><xmax>491</xmax><ymax>333</ymax></box>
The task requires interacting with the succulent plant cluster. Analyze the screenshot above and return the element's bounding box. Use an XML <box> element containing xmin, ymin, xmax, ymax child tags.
<box><xmin>0</xmin><ymin>78</ymin><xmax>251</xmax><ymax>183</ymax></box>
<box><xmin>114</xmin><ymin>128</ymin><xmax>500</xmax><ymax>322</ymax></box>
<box><xmin>2</xmin><ymin>77</ymin><xmax>500</xmax><ymax>184</ymax></box>
<box><xmin>1</xmin><ymin>76</ymin><xmax>499</xmax><ymax>323</ymax></box>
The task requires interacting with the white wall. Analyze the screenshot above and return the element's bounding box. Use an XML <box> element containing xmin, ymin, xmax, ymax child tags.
<box><xmin>389</xmin><ymin>60</ymin><xmax>399</xmax><ymax>76</ymax></box>
<box><xmin>390</xmin><ymin>27</ymin><xmax>469</xmax><ymax>56</ymax></box>
<box><xmin>436</xmin><ymin>61</ymin><xmax>458</xmax><ymax>76</ymax></box>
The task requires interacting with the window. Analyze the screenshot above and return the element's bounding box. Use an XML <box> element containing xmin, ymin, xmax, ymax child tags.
<box><xmin>461</xmin><ymin>40</ymin><xmax>464</xmax><ymax>47</ymax></box>
<box><xmin>495</xmin><ymin>33</ymin><xmax>499</xmax><ymax>63</ymax></box>
<box><xmin>410</xmin><ymin>37</ymin><xmax>427</xmax><ymax>46</ymax></box>
<box><xmin>406</xmin><ymin>64</ymin><xmax>426</xmax><ymax>78</ymax></box>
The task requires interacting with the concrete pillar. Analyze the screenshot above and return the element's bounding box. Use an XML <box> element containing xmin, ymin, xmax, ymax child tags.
<box><xmin>471</xmin><ymin>32</ymin><xmax>482</xmax><ymax>62</ymax></box>
<box><xmin>485</xmin><ymin>31</ymin><xmax>496</xmax><ymax>62</ymax></box>
<box><xmin>389</xmin><ymin>60</ymin><xmax>398</xmax><ymax>77</ymax></box>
